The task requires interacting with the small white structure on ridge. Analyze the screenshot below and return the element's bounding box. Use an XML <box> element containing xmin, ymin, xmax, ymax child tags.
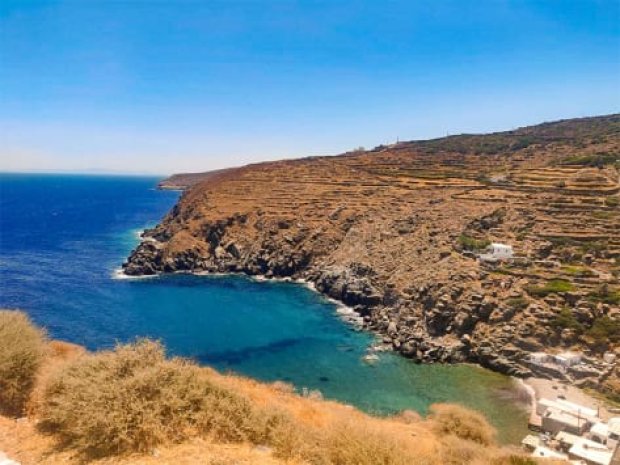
<box><xmin>555</xmin><ymin>352</ymin><xmax>582</xmax><ymax>367</ymax></box>
<box><xmin>529</xmin><ymin>352</ymin><xmax>550</xmax><ymax>364</ymax></box>
<box><xmin>478</xmin><ymin>243</ymin><xmax>514</xmax><ymax>263</ymax></box>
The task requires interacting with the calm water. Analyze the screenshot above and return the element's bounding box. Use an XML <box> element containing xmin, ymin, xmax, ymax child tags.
<box><xmin>0</xmin><ymin>173</ymin><xmax>528</xmax><ymax>443</ymax></box>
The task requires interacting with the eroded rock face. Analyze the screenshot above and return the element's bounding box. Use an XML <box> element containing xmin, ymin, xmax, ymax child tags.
<box><xmin>123</xmin><ymin>115</ymin><xmax>620</xmax><ymax>395</ymax></box>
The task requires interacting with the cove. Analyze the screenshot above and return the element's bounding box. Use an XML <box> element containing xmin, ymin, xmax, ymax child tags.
<box><xmin>0</xmin><ymin>173</ymin><xmax>529</xmax><ymax>444</ymax></box>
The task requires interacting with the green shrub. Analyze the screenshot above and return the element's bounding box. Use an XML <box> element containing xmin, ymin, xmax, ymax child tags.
<box><xmin>506</xmin><ymin>297</ymin><xmax>529</xmax><ymax>310</ymax></box>
<box><xmin>550</xmin><ymin>308</ymin><xmax>584</xmax><ymax>334</ymax></box>
<box><xmin>525</xmin><ymin>279</ymin><xmax>574</xmax><ymax>297</ymax></box>
<box><xmin>588</xmin><ymin>286</ymin><xmax>620</xmax><ymax>305</ymax></box>
<box><xmin>586</xmin><ymin>316</ymin><xmax>620</xmax><ymax>347</ymax></box>
<box><xmin>579</xmin><ymin>240</ymin><xmax>608</xmax><ymax>255</ymax></box>
<box><xmin>562</xmin><ymin>265</ymin><xmax>595</xmax><ymax>277</ymax></box>
<box><xmin>560</xmin><ymin>152</ymin><xmax>619</xmax><ymax>167</ymax></box>
<box><xmin>605</xmin><ymin>196</ymin><xmax>619</xmax><ymax>207</ymax></box>
<box><xmin>0</xmin><ymin>310</ymin><xmax>46</xmax><ymax>416</ymax></box>
<box><xmin>592</xmin><ymin>211</ymin><xmax>615</xmax><ymax>220</ymax></box>
<box><xmin>458</xmin><ymin>235</ymin><xmax>491</xmax><ymax>251</ymax></box>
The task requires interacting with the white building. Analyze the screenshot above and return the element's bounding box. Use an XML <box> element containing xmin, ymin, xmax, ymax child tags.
<box><xmin>537</xmin><ymin>398</ymin><xmax>598</xmax><ymax>422</ymax></box>
<box><xmin>529</xmin><ymin>352</ymin><xmax>550</xmax><ymax>364</ymax></box>
<box><xmin>542</xmin><ymin>407</ymin><xmax>591</xmax><ymax>436</ymax></box>
<box><xmin>589</xmin><ymin>419</ymin><xmax>620</xmax><ymax>450</ymax></box>
<box><xmin>608</xmin><ymin>419</ymin><xmax>620</xmax><ymax>450</ymax></box>
<box><xmin>532</xmin><ymin>446</ymin><xmax>569</xmax><ymax>460</ymax></box>
<box><xmin>478</xmin><ymin>243</ymin><xmax>514</xmax><ymax>263</ymax></box>
<box><xmin>555</xmin><ymin>352</ymin><xmax>583</xmax><ymax>367</ymax></box>
<box><xmin>590</xmin><ymin>423</ymin><xmax>610</xmax><ymax>445</ymax></box>
<box><xmin>569</xmin><ymin>437</ymin><xmax>613</xmax><ymax>465</ymax></box>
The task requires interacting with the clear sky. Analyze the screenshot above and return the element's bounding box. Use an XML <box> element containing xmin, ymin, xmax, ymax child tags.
<box><xmin>1</xmin><ymin>0</ymin><xmax>619</xmax><ymax>175</ymax></box>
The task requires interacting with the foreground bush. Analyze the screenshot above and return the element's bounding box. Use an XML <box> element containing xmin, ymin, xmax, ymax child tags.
<box><xmin>36</xmin><ymin>338</ymin><xmax>450</xmax><ymax>463</ymax></box>
<box><xmin>268</xmin><ymin>415</ymin><xmax>425</xmax><ymax>465</ymax></box>
<box><xmin>0</xmin><ymin>310</ymin><xmax>46</xmax><ymax>416</ymax></box>
<box><xmin>40</xmin><ymin>339</ymin><xmax>274</xmax><ymax>456</ymax></box>
<box><xmin>32</xmin><ymin>337</ymin><xmax>518</xmax><ymax>464</ymax></box>
<box><xmin>429</xmin><ymin>403</ymin><xmax>496</xmax><ymax>446</ymax></box>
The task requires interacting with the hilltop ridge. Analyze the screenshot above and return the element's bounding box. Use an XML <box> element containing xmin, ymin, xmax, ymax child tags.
<box><xmin>126</xmin><ymin>114</ymin><xmax>620</xmax><ymax>398</ymax></box>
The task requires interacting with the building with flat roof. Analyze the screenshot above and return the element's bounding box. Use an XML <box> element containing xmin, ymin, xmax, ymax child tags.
<box><xmin>532</xmin><ymin>446</ymin><xmax>569</xmax><ymax>460</ymax></box>
<box><xmin>555</xmin><ymin>352</ymin><xmax>583</xmax><ymax>367</ymax></box>
<box><xmin>543</xmin><ymin>407</ymin><xmax>590</xmax><ymax>436</ymax></box>
<box><xmin>569</xmin><ymin>437</ymin><xmax>613</xmax><ymax>465</ymax></box>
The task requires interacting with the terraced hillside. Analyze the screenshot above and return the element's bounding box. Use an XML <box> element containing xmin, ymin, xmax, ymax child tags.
<box><xmin>125</xmin><ymin>114</ymin><xmax>620</xmax><ymax>398</ymax></box>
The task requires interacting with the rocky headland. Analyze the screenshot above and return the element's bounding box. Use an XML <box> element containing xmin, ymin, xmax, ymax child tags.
<box><xmin>124</xmin><ymin>115</ymin><xmax>620</xmax><ymax>399</ymax></box>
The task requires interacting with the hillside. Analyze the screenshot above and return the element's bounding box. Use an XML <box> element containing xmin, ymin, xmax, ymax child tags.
<box><xmin>124</xmin><ymin>114</ymin><xmax>620</xmax><ymax>398</ymax></box>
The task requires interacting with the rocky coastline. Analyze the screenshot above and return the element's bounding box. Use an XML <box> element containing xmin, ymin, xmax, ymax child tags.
<box><xmin>123</xmin><ymin>115</ymin><xmax>619</xmax><ymax>400</ymax></box>
<box><xmin>121</xmin><ymin>217</ymin><xmax>614</xmax><ymax>390</ymax></box>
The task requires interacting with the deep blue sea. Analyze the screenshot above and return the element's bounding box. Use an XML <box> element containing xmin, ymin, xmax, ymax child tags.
<box><xmin>0</xmin><ymin>173</ymin><xmax>528</xmax><ymax>443</ymax></box>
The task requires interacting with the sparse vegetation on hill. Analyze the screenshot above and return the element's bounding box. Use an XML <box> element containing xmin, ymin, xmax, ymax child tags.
<box><xmin>525</xmin><ymin>279</ymin><xmax>575</xmax><ymax>297</ymax></box>
<box><xmin>559</xmin><ymin>152</ymin><xmax>619</xmax><ymax>167</ymax></box>
<box><xmin>458</xmin><ymin>234</ymin><xmax>491</xmax><ymax>251</ymax></box>
<box><xmin>0</xmin><ymin>310</ymin><xmax>46</xmax><ymax>416</ymax></box>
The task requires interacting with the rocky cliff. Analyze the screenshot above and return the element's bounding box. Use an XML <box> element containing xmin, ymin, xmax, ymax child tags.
<box><xmin>124</xmin><ymin>115</ymin><xmax>620</xmax><ymax>398</ymax></box>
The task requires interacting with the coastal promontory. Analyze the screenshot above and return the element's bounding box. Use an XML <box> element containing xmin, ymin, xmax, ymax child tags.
<box><xmin>124</xmin><ymin>114</ymin><xmax>620</xmax><ymax>399</ymax></box>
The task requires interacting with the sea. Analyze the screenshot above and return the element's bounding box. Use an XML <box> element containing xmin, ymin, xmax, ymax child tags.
<box><xmin>0</xmin><ymin>173</ymin><xmax>529</xmax><ymax>443</ymax></box>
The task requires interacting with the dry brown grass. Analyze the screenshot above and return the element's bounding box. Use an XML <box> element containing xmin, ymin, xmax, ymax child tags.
<box><xmin>429</xmin><ymin>403</ymin><xmax>497</xmax><ymax>446</ymax></box>
<box><xmin>0</xmin><ymin>310</ymin><xmax>46</xmax><ymax>416</ymax></box>
<box><xmin>0</xmin><ymin>315</ymin><xmax>555</xmax><ymax>465</ymax></box>
<box><xmin>38</xmin><ymin>339</ymin><xmax>283</xmax><ymax>457</ymax></box>
<box><xmin>36</xmin><ymin>339</ymin><xmax>427</xmax><ymax>464</ymax></box>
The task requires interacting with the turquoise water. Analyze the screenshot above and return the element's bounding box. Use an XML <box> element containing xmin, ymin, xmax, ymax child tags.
<box><xmin>0</xmin><ymin>173</ymin><xmax>528</xmax><ymax>443</ymax></box>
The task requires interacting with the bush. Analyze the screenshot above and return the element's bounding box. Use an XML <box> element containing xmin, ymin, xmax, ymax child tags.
<box><xmin>458</xmin><ymin>234</ymin><xmax>491</xmax><ymax>251</ymax></box>
<box><xmin>587</xmin><ymin>286</ymin><xmax>620</xmax><ymax>305</ymax></box>
<box><xmin>605</xmin><ymin>196</ymin><xmax>619</xmax><ymax>207</ymax></box>
<box><xmin>586</xmin><ymin>316</ymin><xmax>620</xmax><ymax>347</ymax></box>
<box><xmin>321</xmin><ymin>419</ymin><xmax>414</xmax><ymax>465</ymax></box>
<box><xmin>560</xmin><ymin>152</ymin><xmax>619</xmax><ymax>167</ymax></box>
<box><xmin>272</xmin><ymin>416</ymin><xmax>419</xmax><ymax>465</ymax></box>
<box><xmin>525</xmin><ymin>279</ymin><xmax>574</xmax><ymax>297</ymax></box>
<box><xmin>0</xmin><ymin>310</ymin><xmax>46</xmax><ymax>416</ymax></box>
<box><xmin>34</xmin><ymin>338</ymin><xmax>513</xmax><ymax>463</ymax></box>
<box><xmin>39</xmin><ymin>339</ymin><xmax>272</xmax><ymax>457</ymax></box>
<box><xmin>506</xmin><ymin>297</ymin><xmax>529</xmax><ymax>310</ymax></box>
<box><xmin>429</xmin><ymin>403</ymin><xmax>496</xmax><ymax>446</ymax></box>
<box><xmin>550</xmin><ymin>308</ymin><xmax>584</xmax><ymax>334</ymax></box>
<box><xmin>562</xmin><ymin>265</ymin><xmax>594</xmax><ymax>277</ymax></box>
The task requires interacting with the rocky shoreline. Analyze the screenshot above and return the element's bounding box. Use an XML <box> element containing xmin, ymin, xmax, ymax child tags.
<box><xmin>121</xmin><ymin>227</ymin><xmax>596</xmax><ymax>383</ymax></box>
<box><xmin>123</xmin><ymin>115</ymin><xmax>619</xmax><ymax>400</ymax></box>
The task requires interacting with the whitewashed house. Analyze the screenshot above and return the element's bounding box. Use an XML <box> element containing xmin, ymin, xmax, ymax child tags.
<box><xmin>589</xmin><ymin>419</ymin><xmax>620</xmax><ymax>450</ymax></box>
<box><xmin>569</xmin><ymin>437</ymin><xmax>613</xmax><ymax>465</ymax></box>
<box><xmin>529</xmin><ymin>352</ymin><xmax>550</xmax><ymax>365</ymax></box>
<box><xmin>555</xmin><ymin>352</ymin><xmax>583</xmax><ymax>367</ymax></box>
<box><xmin>542</xmin><ymin>407</ymin><xmax>591</xmax><ymax>436</ymax></box>
<box><xmin>478</xmin><ymin>243</ymin><xmax>514</xmax><ymax>263</ymax></box>
<box><xmin>531</xmin><ymin>446</ymin><xmax>570</xmax><ymax>460</ymax></box>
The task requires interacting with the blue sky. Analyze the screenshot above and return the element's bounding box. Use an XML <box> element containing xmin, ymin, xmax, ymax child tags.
<box><xmin>1</xmin><ymin>0</ymin><xmax>619</xmax><ymax>175</ymax></box>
